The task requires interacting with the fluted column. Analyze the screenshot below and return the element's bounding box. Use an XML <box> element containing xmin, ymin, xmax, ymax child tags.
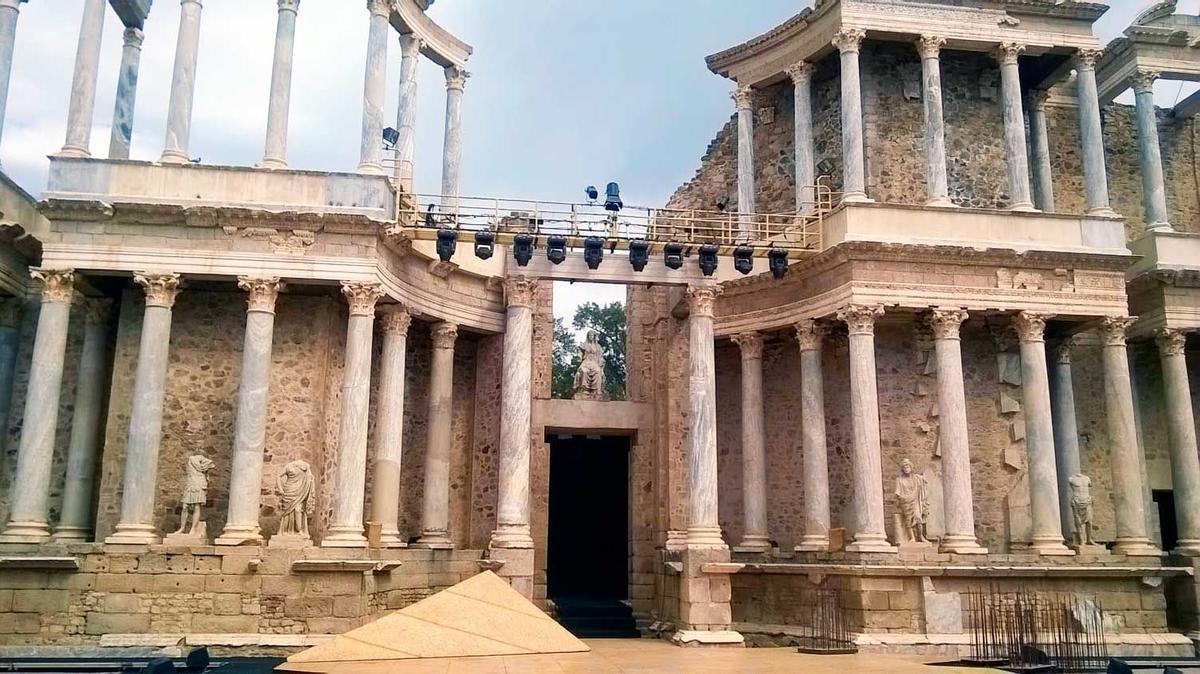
<box><xmin>1075</xmin><ymin>50</ymin><xmax>1114</xmax><ymax>216</ymax></box>
<box><xmin>59</xmin><ymin>0</ymin><xmax>105</xmax><ymax>157</ymax></box>
<box><xmin>794</xmin><ymin>320</ymin><xmax>830</xmax><ymax>552</ymax></box>
<box><xmin>107</xmin><ymin>27</ymin><xmax>144</xmax><ymax>160</ymax></box>
<box><xmin>1028</xmin><ymin>91</ymin><xmax>1055</xmax><ymax>212</ymax></box>
<box><xmin>0</xmin><ymin>0</ymin><xmax>27</xmax><ymax>153</ymax></box>
<box><xmin>323</xmin><ymin>281</ymin><xmax>384</xmax><ymax>547</ymax></box>
<box><xmin>837</xmin><ymin>304</ymin><xmax>893</xmax><ymax>552</ymax></box>
<box><xmin>1013</xmin><ymin>312</ymin><xmax>1070</xmax><ymax>554</ymax></box>
<box><xmin>53</xmin><ymin>299</ymin><xmax>112</xmax><ymax>541</ymax></box>
<box><xmin>733</xmin><ymin>85</ymin><xmax>757</xmax><ymax>235</ymax></box>
<box><xmin>440</xmin><ymin>67</ymin><xmax>468</xmax><ymax>214</ymax></box>
<box><xmin>357</xmin><ymin>0</ymin><xmax>390</xmax><ymax>174</ymax></box>
<box><xmin>1156</xmin><ymin>330</ymin><xmax>1200</xmax><ymax>555</ymax></box>
<box><xmin>394</xmin><ymin>33</ymin><xmax>421</xmax><ymax>191</ymax></box>
<box><xmin>993</xmin><ymin>43</ymin><xmax>1035</xmax><ymax>211</ymax></box>
<box><xmin>160</xmin><ymin>0</ymin><xmax>203</xmax><ymax>164</ymax></box>
<box><xmin>833</xmin><ymin>29</ymin><xmax>870</xmax><ymax>203</ymax></box>
<box><xmin>0</xmin><ymin>270</ymin><xmax>75</xmax><ymax>542</ymax></box>
<box><xmin>416</xmin><ymin>322</ymin><xmax>458</xmax><ymax>548</ymax></box>
<box><xmin>929</xmin><ymin>309</ymin><xmax>986</xmax><ymax>553</ymax></box>
<box><xmin>1133</xmin><ymin>70</ymin><xmax>1171</xmax><ymax>231</ymax></box>
<box><xmin>1099</xmin><ymin>317</ymin><xmax>1158</xmax><ymax>556</ymax></box>
<box><xmin>917</xmin><ymin>36</ymin><xmax>953</xmax><ymax>207</ymax></box>
<box><xmin>1049</xmin><ymin>338</ymin><xmax>1082</xmax><ymax>539</ymax></box>
<box><xmin>105</xmin><ymin>273</ymin><xmax>182</xmax><ymax>545</ymax></box>
<box><xmin>261</xmin><ymin>0</ymin><xmax>300</xmax><ymax>169</ymax></box>
<box><xmin>686</xmin><ymin>285</ymin><xmax>724</xmax><ymax>548</ymax></box>
<box><xmin>787</xmin><ymin>63</ymin><xmax>816</xmax><ymax>214</ymax></box>
<box><xmin>371</xmin><ymin>306</ymin><xmax>411</xmax><ymax>548</ymax></box>
<box><xmin>216</xmin><ymin>278</ymin><xmax>285</xmax><ymax>546</ymax></box>
<box><xmin>491</xmin><ymin>278</ymin><xmax>536</xmax><ymax>549</ymax></box>
<box><xmin>732</xmin><ymin>332</ymin><xmax>770</xmax><ymax>552</ymax></box>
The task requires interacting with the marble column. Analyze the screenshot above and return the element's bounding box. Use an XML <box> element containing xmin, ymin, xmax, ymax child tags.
<box><xmin>917</xmin><ymin>36</ymin><xmax>953</xmax><ymax>207</ymax></box>
<box><xmin>1099</xmin><ymin>317</ymin><xmax>1158</xmax><ymax>555</ymax></box>
<box><xmin>832</xmin><ymin>29</ymin><xmax>870</xmax><ymax>203</ymax></box>
<box><xmin>107</xmin><ymin>27</ymin><xmax>144</xmax><ymax>160</ymax></box>
<box><xmin>837</xmin><ymin>304</ymin><xmax>893</xmax><ymax>552</ymax></box>
<box><xmin>993</xmin><ymin>43</ymin><xmax>1035</xmax><ymax>211</ymax></box>
<box><xmin>733</xmin><ymin>85</ymin><xmax>757</xmax><ymax>235</ymax></box>
<box><xmin>160</xmin><ymin>0</ymin><xmax>204</xmax><ymax>164</ymax></box>
<box><xmin>794</xmin><ymin>320</ymin><xmax>830</xmax><ymax>551</ymax></box>
<box><xmin>0</xmin><ymin>270</ymin><xmax>75</xmax><ymax>542</ymax></box>
<box><xmin>732</xmin><ymin>331</ymin><xmax>770</xmax><ymax>552</ymax></box>
<box><xmin>216</xmin><ymin>277</ymin><xmax>285</xmax><ymax>546</ymax></box>
<box><xmin>1049</xmin><ymin>338</ymin><xmax>1082</xmax><ymax>539</ymax></box>
<box><xmin>787</xmin><ymin>62</ymin><xmax>816</xmax><ymax>215</ymax></box>
<box><xmin>371</xmin><ymin>306</ymin><xmax>411</xmax><ymax>548</ymax></box>
<box><xmin>1012</xmin><ymin>312</ymin><xmax>1070</xmax><ymax>554</ymax></box>
<box><xmin>1156</xmin><ymin>330</ymin><xmax>1200</xmax><ymax>555</ymax></box>
<box><xmin>357</xmin><ymin>0</ymin><xmax>390</xmax><ymax>174</ymax></box>
<box><xmin>491</xmin><ymin>278</ymin><xmax>537</xmax><ymax>549</ymax></box>
<box><xmin>323</xmin><ymin>281</ymin><xmax>384</xmax><ymax>547</ymax></box>
<box><xmin>1075</xmin><ymin>50</ymin><xmax>1114</xmax><ymax>216</ymax></box>
<box><xmin>1028</xmin><ymin>91</ymin><xmax>1056</xmax><ymax>213</ymax></box>
<box><xmin>686</xmin><ymin>285</ymin><xmax>724</xmax><ymax>548</ymax></box>
<box><xmin>441</xmin><ymin>66</ymin><xmax>468</xmax><ymax>214</ymax></box>
<box><xmin>261</xmin><ymin>0</ymin><xmax>300</xmax><ymax>169</ymax></box>
<box><xmin>929</xmin><ymin>309</ymin><xmax>986</xmax><ymax>553</ymax></box>
<box><xmin>1133</xmin><ymin>70</ymin><xmax>1171</xmax><ymax>231</ymax></box>
<box><xmin>59</xmin><ymin>0</ymin><xmax>105</xmax><ymax>157</ymax></box>
<box><xmin>394</xmin><ymin>33</ymin><xmax>421</xmax><ymax>190</ymax></box>
<box><xmin>105</xmin><ymin>273</ymin><xmax>182</xmax><ymax>545</ymax></box>
<box><xmin>53</xmin><ymin>299</ymin><xmax>112</xmax><ymax>541</ymax></box>
<box><xmin>416</xmin><ymin>322</ymin><xmax>458</xmax><ymax>548</ymax></box>
<box><xmin>0</xmin><ymin>0</ymin><xmax>26</xmax><ymax>153</ymax></box>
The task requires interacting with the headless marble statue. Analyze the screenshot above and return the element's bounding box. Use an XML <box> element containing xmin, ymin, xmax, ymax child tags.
<box><xmin>167</xmin><ymin>454</ymin><xmax>214</xmax><ymax>543</ymax></box>
<box><xmin>1069</xmin><ymin>473</ymin><xmax>1097</xmax><ymax>547</ymax></box>
<box><xmin>275</xmin><ymin>460</ymin><xmax>315</xmax><ymax>544</ymax></box>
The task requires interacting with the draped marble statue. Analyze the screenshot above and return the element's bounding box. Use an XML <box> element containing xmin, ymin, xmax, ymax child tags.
<box><xmin>168</xmin><ymin>454</ymin><xmax>214</xmax><ymax>543</ymax></box>
<box><xmin>277</xmin><ymin>459</ymin><xmax>315</xmax><ymax>541</ymax></box>
<box><xmin>895</xmin><ymin>458</ymin><xmax>930</xmax><ymax>544</ymax></box>
<box><xmin>572</xmin><ymin>330</ymin><xmax>607</xmax><ymax>401</ymax></box>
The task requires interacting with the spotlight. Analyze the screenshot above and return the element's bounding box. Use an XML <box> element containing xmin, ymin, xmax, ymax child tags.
<box><xmin>424</xmin><ymin>204</ymin><xmax>436</xmax><ymax>228</ymax></box>
<box><xmin>436</xmin><ymin>228</ymin><xmax>457</xmax><ymax>262</ymax></box>
<box><xmin>546</xmin><ymin>235</ymin><xmax>567</xmax><ymax>265</ymax></box>
<box><xmin>629</xmin><ymin>240</ymin><xmax>650</xmax><ymax>272</ymax></box>
<box><xmin>474</xmin><ymin>230</ymin><xmax>495</xmax><ymax>260</ymax></box>
<box><xmin>698</xmin><ymin>244</ymin><xmax>718</xmax><ymax>277</ymax></box>
<box><xmin>733</xmin><ymin>245</ymin><xmax>754</xmax><ymax>275</ymax></box>
<box><xmin>816</xmin><ymin>158</ymin><xmax>836</xmax><ymax>176</ymax></box>
<box><xmin>604</xmin><ymin>182</ymin><xmax>623</xmax><ymax>212</ymax></box>
<box><xmin>768</xmin><ymin>248</ymin><xmax>789</xmax><ymax>279</ymax></box>
<box><xmin>664</xmin><ymin>242</ymin><xmax>684</xmax><ymax>270</ymax></box>
<box><xmin>513</xmin><ymin>233</ymin><xmax>534</xmax><ymax>267</ymax></box>
<box><xmin>382</xmin><ymin>127</ymin><xmax>400</xmax><ymax>150</ymax></box>
<box><xmin>583</xmin><ymin>236</ymin><xmax>604</xmax><ymax>269</ymax></box>
<box><xmin>716</xmin><ymin>195</ymin><xmax>730</xmax><ymax>212</ymax></box>
<box><xmin>585</xmin><ymin>185</ymin><xmax>599</xmax><ymax>203</ymax></box>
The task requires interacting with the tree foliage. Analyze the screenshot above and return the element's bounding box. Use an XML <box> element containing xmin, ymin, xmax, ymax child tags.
<box><xmin>551</xmin><ymin>301</ymin><xmax>627</xmax><ymax>400</ymax></box>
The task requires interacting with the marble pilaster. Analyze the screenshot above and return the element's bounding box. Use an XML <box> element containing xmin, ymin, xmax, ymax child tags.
<box><xmin>1013</xmin><ymin>312</ymin><xmax>1071</xmax><ymax>555</ymax></box>
<box><xmin>0</xmin><ymin>0</ymin><xmax>26</xmax><ymax>152</ymax></box>
<box><xmin>216</xmin><ymin>277</ymin><xmax>285</xmax><ymax>546</ymax></box>
<box><xmin>787</xmin><ymin>62</ymin><xmax>816</xmax><ymax>214</ymax></box>
<box><xmin>993</xmin><ymin>43</ymin><xmax>1035</xmax><ymax>211</ymax></box>
<box><xmin>59</xmin><ymin>0</ymin><xmax>105</xmax><ymax>157</ymax></box>
<box><xmin>1075</xmin><ymin>50</ymin><xmax>1114</xmax><ymax>216</ymax></box>
<box><xmin>160</xmin><ymin>0</ymin><xmax>204</xmax><ymax>164</ymax></box>
<box><xmin>416</xmin><ymin>322</ymin><xmax>458</xmax><ymax>549</ymax></box>
<box><xmin>1028</xmin><ymin>91</ymin><xmax>1056</xmax><ymax>213</ymax></box>
<box><xmin>794</xmin><ymin>320</ymin><xmax>830</xmax><ymax>552</ymax></box>
<box><xmin>357</xmin><ymin>0</ymin><xmax>390</xmax><ymax>175</ymax></box>
<box><xmin>491</xmin><ymin>278</ymin><xmax>537</xmax><ymax>549</ymax></box>
<box><xmin>261</xmin><ymin>0</ymin><xmax>300</xmax><ymax>169</ymax></box>
<box><xmin>0</xmin><ymin>270</ymin><xmax>75</xmax><ymax>542</ymax></box>
<box><xmin>371</xmin><ymin>306</ymin><xmax>411</xmax><ymax>548</ymax></box>
<box><xmin>1133</xmin><ymin>70</ymin><xmax>1171</xmax><ymax>231</ymax></box>
<box><xmin>833</xmin><ymin>29</ymin><xmax>870</xmax><ymax>203</ymax></box>
<box><xmin>53</xmin><ymin>300</ymin><xmax>112</xmax><ymax>541</ymax></box>
<box><xmin>732</xmin><ymin>331</ymin><xmax>770</xmax><ymax>553</ymax></box>
<box><xmin>837</xmin><ymin>304</ymin><xmax>893</xmax><ymax>553</ymax></box>
<box><xmin>1156</xmin><ymin>330</ymin><xmax>1200</xmax><ymax>555</ymax></box>
<box><xmin>1099</xmin><ymin>317</ymin><xmax>1158</xmax><ymax>556</ymax></box>
<box><xmin>394</xmin><ymin>33</ymin><xmax>421</xmax><ymax>190</ymax></box>
<box><xmin>685</xmin><ymin>285</ymin><xmax>724</xmax><ymax>549</ymax></box>
<box><xmin>107</xmin><ymin>27</ymin><xmax>144</xmax><ymax>160</ymax></box>
<box><xmin>441</xmin><ymin>66</ymin><xmax>468</xmax><ymax>214</ymax></box>
<box><xmin>733</xmin><ymin>85</ymin><xmax>757</xmax><ymax>235</ymax></box>
<box><xmin>1049</xmin><ymin>338</ymin><xmax>1082</xmax><ymax>540</ymax></box>
<box><xmin>322</xmin><ymin>281</ymin><xmax>384</xmax><ymax>547</ymax></box>
<box><xmin>917</xmin><ymin>36</ymin><xmax>953</xmax><ymax>207</ymax></box>
<box><xmin>105</xmin><ymin>273</ymin><xmax>182</xmax><ymax>545</ymax></box>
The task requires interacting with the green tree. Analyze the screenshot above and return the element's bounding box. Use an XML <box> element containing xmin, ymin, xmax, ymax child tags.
<box><xmin>550</xmin><ymin>301</ymin><xmax>627</xmax><ymax>400</ymax></box>
<box><xmin>551</xmin><ymin>318</ymin><xmax>579</xmax><ymax>399</ymax></box>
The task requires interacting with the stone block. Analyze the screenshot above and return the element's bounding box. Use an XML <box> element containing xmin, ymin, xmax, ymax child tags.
<box><xmin>221</xmin><ymin>555</ymin><xmax>256</xmax><ymax>574</ymax></box>
<box><xmin>304</xmin><ymin>574</ymin><xmax>363</xmax><ymax>596</ymax></box>
<box><xmin>107</xmin><ymin>555</ymin><xmax>139</xmax><ymax>573</ymax></box>
<box><xmin>923</xmin><ymin>591</ymin><xmax>964</xmax><ymax>634</ymax></box>
<box><xmin>46</xmin><ymin>573</ymin><xmax>97</xmax><ymax>590</ymax></box>
<box><xmin>306</xmin><ymin>617</ymin><xmax>355</xmax><ymax>634</ymax></box>
<box><xmin>194</xmin><ymin>555</ymin><xmax>223</xmax><ymax>574</ymax></box>
<box><xmin>164</xmin><ymin>555</ymin><xmax>195</xmax><ymax>573</ymax></box>
<box><xmin>204</xmin><ymin>574</ymin><xmax>261</xmax><ymax>593</ymax></box>
<box><xmin>95</xmin><ymin>574</ymin><xmax>141</xmax><ymax>593</ymax></box>
<box><xmin>261</xmin><ymin>574</ymin><xmax>305</xmax><ymax>595</ymax></box>
<box><xmin>682</xmin><ymin>577</ymin><xmax>710</xmax><ymax>603</ymax></box>
<box><xmin>888</xmin><ymin>589</ymin><xmax>921</xmax><ymax>611</ymax></box>
<box><xmin>101</xmin><ymin>593</ymin><xmax>143</xmax><ymax>614</ymax></box>
<box><xmin>0</xmin><ymin>572</ymin><xmax>49</xmax><ymax>589</ymax></box>
<box><xmin>213</xmin><ymin>593</ymin><xmax>242</xmax><ymax>616</ymax></box>
<box><xmin>0</xmin><ymin>613</ymin><xmax>40</xmax><ymax>634</ymax></box>
<box><xmin>710</xmin><ymin>578</ymin><xmax>732</xmax><ymax>604</ymax></box>
<box><xmin>333</xmin><ymin>596</ymin><xmax>364</xmax><ymax>618</ymax></box>
<box><xmin>856</xmin><ymin>577</ymin><xmax>905</xmax><ymax>592</ymax></box>
<box><xmin>0</xmin><ymin>589</ymin><xmax>12</xmax><ymax>611</ymax></box>
<box><xmin>86</xmin><ymin>612</ymin><xmax>150</xmax><ymax>635</ymax></box>
<box><xmin>191</xmin><ymin>614</ymin><xmax>258</xmax><ymax>633</ymax></box>
<box><xmin>138</xmin><ymin>554</ymin><xmax>169</xmax><ymax>573</ymax></box>
<box><xmin>12</xmin><ymin>589</ymin><xmax>69</xmax><ymax>613</ymax></box>
<box><xmin>285</xmin><ymin>596</ymin><xmax>333</xmax><ymax>619</ymax></box>
<box><xmin>152</xmin><ymin>574</ymin><xmax>206</xmax><ymax>592</ymax></box>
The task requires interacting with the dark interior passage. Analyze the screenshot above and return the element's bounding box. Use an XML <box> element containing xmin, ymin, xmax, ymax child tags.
<box><xmin>1153</xmin><ymin>490</ymin><xmax>1178</xmax><ymax>552</ymax></box>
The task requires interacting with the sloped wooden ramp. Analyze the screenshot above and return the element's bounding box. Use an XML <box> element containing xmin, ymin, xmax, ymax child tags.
<box><xmin>277</xmin><ymin>571</ymin><xmax>588</xmax><ymax>671</ymax></box>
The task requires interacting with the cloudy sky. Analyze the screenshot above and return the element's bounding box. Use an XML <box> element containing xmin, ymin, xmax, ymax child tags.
<box><xmin>2</xmin><ymin>0</ymin><xmax>1195</xmax><ymax>321</ymax></box>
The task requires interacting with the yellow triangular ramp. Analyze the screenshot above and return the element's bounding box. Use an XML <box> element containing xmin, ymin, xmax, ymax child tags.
<box><xmin>284</xmin><ymin>571</ymin><xmax>589</xmax><ymax>665</ymax></box>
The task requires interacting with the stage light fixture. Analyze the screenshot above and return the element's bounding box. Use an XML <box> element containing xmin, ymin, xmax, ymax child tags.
<box><xmin>604</xmin><ymin>183</ymin><xmax>623</xmax><ymax>212</ymax></box>
<box><xmin>382</xmin><ymin>127</ymin><xmax>399</xmax><ymax>149</ymax></box>
<box><xmin>698</xmin><ymin>244</ymin><xmax>719</xmax><ymax>277</ymax></box>
<box><xmin>546</xmin><ymin>235</ymin><xmax>567</xmax><ymax>265</ymax></box>
<box><xmin>424</xmin><ymin>204</ymin><xmax>437</xmax><ymax>228</ymax></box>
<box><xmin>585</xmin><ymin>185</ymin><xmax>599</xmax><ymax>202</ymax></box>
<box><xmin>716</xmin><ymin>195</ymin><xmax>730</xmax><ymax>212</ymax></box>
<box><xmin>629</xmin><ymin>240</ymin><xmax>650</xmax><ymax>272</ymax></box>
<box><xmin>733</xmin><ymin>245</ymin><xmax>754</xmax><ymax>275</ymax></box>
<box><xmin>474</xmin><ymin>230</ymin><xmax>495</xmax><ymax>260</ymax></box>
<box><xmin>769</xmin><ymin>248</ymin><xmax>789</xmax><ymax>279</ymax></box>
<box><xmin>512</xmin><ymin>233</ymin><xmax>535</xmax><ymax>267</ymax></box>
<box><xmin>584</xmin><ymin>236</ymin><xmax>604</xmax><ymax>269</ymax></box>
<box><xmin>436</xmin><ymin>228</ymin><xmax>457</xmax><ymax>262</ymax></box>
<box><xmin>664</xmin><ymin>242</ymin><xmax>684</xmax><ymax>270</ymax></box>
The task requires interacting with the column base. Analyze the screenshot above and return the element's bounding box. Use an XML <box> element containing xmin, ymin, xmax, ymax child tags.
<box><xmin>378</xmin><ymin>530</ymin><xmax>408</xmax><ymax>549</ymax></box>
<box><xmin>214</xmin><ymin>525</ymin><xmax>264</xmax><ymax>547</ymax></box>
<box><xmin>1147</xmin><ymin>221</ymin><xmax>1175</xmax><ymax>233</ymax></box>
<box><xmin>257</xmin><ymin>157</ymin><xmax>288</xmax><ymax>170</ymax></box>
<box><xmin>50</xmin><ymin>526</ymin><xmax>91</xmax><ymax>542</ymax></box>
<box><xmin>56</xmin><ymin>145</ymin><xmax>91</xmax><ymax>159</ymax></box>
<box><xmin>665</xmin><ymin>530</ymin><xmax>689</xmax><ymax>552</ymax></box>
<box><xmin>413</xmin><ymin>530</ymin><xmax>454</xmax><ymax>549</ymax></box>
<box><xmin>794</xmin><ymin>536</ymin><xmax>830</xmax><ymax>553</ymax></box>
<box><xmin>356</xmin><ymin>161</ymin><xmax>385</xmax><ymax>176</ymax></box>
<box><xmin>1087</xmin><ymin>206</ymin><xmax>1119</xmax><ymax>218</ymax></box>
<box><xmin>671</xmin><ymin>630</ymin><xmax>744</xmax><ymax>648</ymax></box>
<box><xmin>1030</xmin><ymin>536</ymin><xmax>1074</xmax><ymax>556</ymax></box>
<box><xmin>488</xmin><ymin>524</ymin><xmax>533</xmax><ymax>549</ymax></box>
<box><xmin>846</xmin><ymin>533</ymin><xmax>896</xmax><ymax>554</ymax></box>
<box><xmin>1007</xmin><ymin>201</ymin><xmax>1039</xmax><ymax>213</ymax></box>
<box><xmin>320</xmin><ymin>526</ymin><xmax>367</xmax><ymax>548</ymax></box>
<box><xmin>842</xmin><ymin>193</ymin><xmax>874</xmax><ymax>204</ymax></box>
<box><xmin>104</xmin><ymin>524</ymin><xmax>159</xmax><ymax>546</ymax></box>
<box><xmin>1113</xmin><ymin>538</ymin><xmax>1162</xmax><ymax>557</ymax></box>
<box><xmin>1172</xmin><ymin>540</ymin><xmax>1200</xmax><ymax>557</ymax></box>
<box><xmin>685</xmin><ymin>526</ymin><xmax>727</xmax><ymax>550</ymax></box>
<box><xmin>0</xmin><ymin>520</ymin><xmax>51</xmax><ymax>544</ymax></box>
<box><xmin>925</xmin><ymin>196</ymin><xmax>957</xmax><ymax>208</ymax></box>
<box><xmin>939</xmin><ymin>535</ymin><xmax>988</xmax><ymax>555</ymax></box>
<box><xmin>732</xmin><ymin>534</ymin><xmax>771</xmax><ymax>554</ymax></box>
<box><xmin>159</xmin><ymin>149</ymin><xmax>190</xmax><ymax>164</ymax></box>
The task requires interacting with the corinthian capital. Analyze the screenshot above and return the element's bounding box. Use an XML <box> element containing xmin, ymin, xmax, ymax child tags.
<box><xmin>1051</xmin><ymin>335</ymin><xmax>1079</xmax><ymax>365</ymax></box>
<box><xmin>836</xmin><ymin>304</ymin><xmax>884</xmax><ymax>335</ymax></box>
<box><xmin>340</xmin><ymin>281</ymin><xmax>385</xmax><ymax>317</ymax></box>
<box><xmin>686</xmin><ymin>284</ymin><xmax>722</xmax><ymax>318</ymax></box>
<box><xmin>1098</xmin><ymin>316</ymin><xmax>1137</xmax><ymax>347</ymax></box>
<box><xmin>277</xmin><ymin>0</ymin><xmax>300</xmax><ymax>12</ymax></box>
<box><xmin>992</xmin><ymin>42</ymin><xmax>1025</xmax><ymax>66</ymax></box>
<box><xmin>928</xmin><ymin>308</ymin><xmax>968</xmax><ymax>340</ymax></box>
<box><xmin>786</xmin><ymin>61</ymin><xmax>815</xmax><ymax>84</ymax></box>
<box><xmin>378</xmin><ymin>305</ymin><xmax>412</xmax><ymax>335</ymax></box>
<box><xmin>367</xmin><ymin>0</ymin><xmax>390</xmax><ymax>17</ymax></box>
<box><xmin>795</xmin><ymin>319</ymin><xmax>827</xmax><ymax>352</ymax></box>
<box><xmin>445</xmin><ymin>66</ymin><xmax>469</xmax><ymax>92</ymax></box>
<box><xmin>832</xmin><ymin>28</ymin><xmax>867</xmax><ymax>54</ymax></box>
<box><xmin>1012</xmin><ymin>311</ymin><xmax>1052</xmax><ymax>343</ymax></box>
<box><xmin>1132</xmin><ymin>69</ymin><xmax>1160</xmax><ymax>94</ymax></box>
<box><xmin>732</xmin><ymin>332</ymin><xmax>763</xmax><ymax>360</ymax></box>
<box><xmin>503</xmin><ymin>277</ymin><xmax>538</xmax><ymax>309</ymax></box>
<box><xmin>916</xmin><ymin>35</ymin><xmax>946</xmax><ymax>59</ymax></box>
<box><xmin>31</xmin><ymin>268</ymin><xmax>76</xmax><ymax>305</ymax></box>
<box><xmin>1029</xmin><ymin>89</ymin><xmax>1050</xmax><ymax>112</ymax></box>
<box><xmin>431</xmin><ymin>322</ymin><xmax>458</xmax><ymax>349</ymax></box>
<box><xmin>134</xmin><ymin>272</ymin><xmax>182</xmax><ymax>309</ymax></box>
<box><xmin>122</xmin><ymin>26</ymin><xmax>145</xmax><ymax>49</ymax></box>
<box><xmin>238</xmin><ymin>276</ymin><xmax>285</xmax><ymax>314</ymax></box>
<box><xmin>731</xmin><ymin>85</ymin><xmax>754</xmax><ymax>110</ymax></box>
<box><xmin>1157</xmin><ymin>328</ymin><xmax>1189</xmax><ymax>357</ymax></box>
<box><xmin>1075</xmin><ymin>48</ymin><xmax>1101</xmax><ymax>71</ymax></box>
<box><xmin>399</xmin><ymin>32</ymin><xmax>424</xmax><ymax>56</ymax></box>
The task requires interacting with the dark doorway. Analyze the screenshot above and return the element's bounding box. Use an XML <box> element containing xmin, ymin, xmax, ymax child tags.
<box><xmin>1153</xmin><ymin>489</ymin><xmax>1178</xmax><ymax>552</ymax></box>
<box><xmin>547</xmin><ymin>434</ymin><xmax>636</xmax><ymax>637</ymax></box>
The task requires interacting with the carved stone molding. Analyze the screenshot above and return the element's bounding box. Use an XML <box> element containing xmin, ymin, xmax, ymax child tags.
<box><xmin>929</xmin><ymin>308</ymin><xmax>969</xmax><ymax>340</ymax></box>
<box><xmin>134</xmin><ymin>272</ymin><xmax>182</xmax><ymax>309</ymax></box>
<box><xmin>1075</xmin><ymin>48</ymin><xmax>1102</xmax><ymax>71</ymax></box>
<box><xmin>445</xmin><ymin>66</ymin><xmax>469</xmax><ymax>92</ymax></box>
<box><xmin>340</xmin><ymin>281</ymin><xmax>384</xmax><ymax>317</ymax></box>
<box><xmin>916</xmin><ymin>35</ymin><xmax>947</xmax><ymax>59</ymax></box>
<box><xmin>378</xmin><ymin>306</ymin><xmax>412</xmax><ymax>336</ymax></box>
<box><xmin>836</xmin><ymin>304</ymin><xmax>884</xmax><ymax>336</ymax></box>
<box><xmin>431</xmin><ymin>322</ymin><xmax>458</xmax><ymax>350</ymax></box>
<box><xmin>503</xmin><ymin>277</ymin><xmax>538</xmax><ymax>309</ymax></box>
<box><xmin>686</xmin><ymin>285</ymin><xmax>722</xmax><ymax>318</ymax></box>
<box><xmin>31</xmin><ymin>268</ymin><xmax>76</xmax><ymax>305</ymax></box>
<box><xmin>1012</xmin><ymin>311</ymin><xmax>1052</xmax><ymax>343</ymax></box>
<box><xmin>1052</xmin><ymin>335</ymin><xmax>1079</xmax><ymax>365</ymax></box>
<box><xmin>1029</xmin><ymin>89</ymin><xmax>1050</xmax><ymax>112</ymax></box>
<box><xmin>992</xmin><ymin>42</ymin><xmax>1026</xmax><ymax>65</ymax></box>
<box><xmin>277</xmin><ymin>0</ymin><xmax>299</xmax><ymax>11</ymax></box>
<box><xmin>82</xmin><ymin>298</ymin><xmax>113</xmax><ymax>327</ymax></box>
<box><xmin>732</xmin><ymin>332</ymin><xmax>763</xmax><ymax>360</ymax></box>
<box><xmin>1098</xmin><ymin>316</ymin><xmax>1137</xmax><ymax>347</ymax></box>
<box><xmin>732</xmin><ymin>85</ymin><xmax>754</xmax><ymax>109</ymax></box>
<box><xmin>122</xmin><ymin>26</ymin><xmax>144</xmax><ymax>49</ymax></box>
<box><xmin>367</xmin><ymin>0</ymin><xmax>390</xmax><ymax>17</ymax></box>
<box><xmin>785</xmin><ymin>61</ymin><xmax>816</xmax><ymax>84</ymax></box>
<box><xmin>795</xmin><ymin>319</ymin><xmax>827</xmax><ymax>352</ymax></box>
<box><xmin>238</xmin><ymin>276</ymin><xmax>285</xmax><ymax>314</ymax></box>
<box><xmin>399</xmin><ymin>33</ymin><xmax>425</xmax><ymax>55</ymax></box>
<box><xmin>1132</xmin><ymin>69</ymin><xmax>1160</xmax><ymax>94</ymax></box>
<box><xmin>832</xmin><ymin>28</ymin><xmax>867</xmax><ymax>54</ymax></box>
<box><xmin>1157</xmin><ymin>329</ymin><xmax>1188</xmax><ymax>358</ymax></box>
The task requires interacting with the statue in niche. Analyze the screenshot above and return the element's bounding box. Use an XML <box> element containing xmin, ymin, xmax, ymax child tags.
<box><xmin>895</xmin><ymin>458</ymin><xmax>930</xmax><ymax>544</ymax></box>
<box><xmin>173</xmin><ymin>454</ymin><xmax>214</xmax><ymax>537</ymax></box>
<box><xmin>572</xmin><ymin>330</ymin><xmax>608</xmax><ymax>401</ymax></box>
<box><xmin>1069</xmin><ymin>473</ymin><xmax>1097</xmax><ymax>547</ymax></box>
<box><xmin>277</xmin><ymin>460</ymin><xmax>315</xmax><ymax>538</ymax></box>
